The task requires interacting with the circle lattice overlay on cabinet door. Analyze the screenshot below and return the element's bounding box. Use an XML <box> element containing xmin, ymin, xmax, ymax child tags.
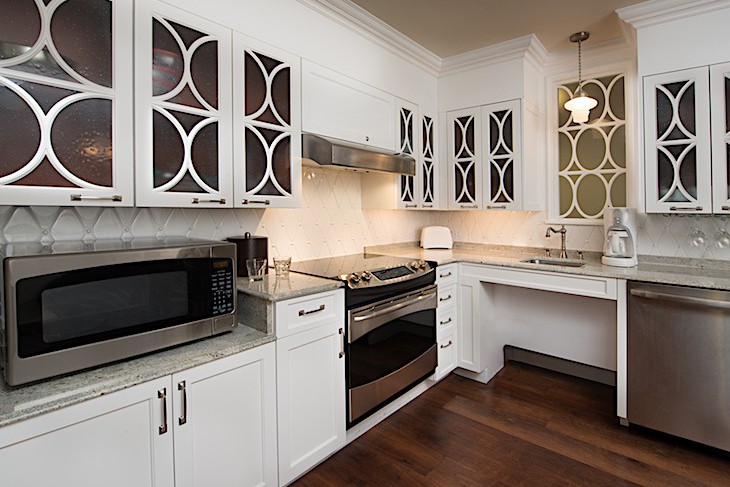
<box><xmin>453</xmin><ymin>115</ymin><xmax>477</xmax><ymax>204</ymax></box>
<box><xmin>557</xmin><ymin>74</ymin><xmax>626</xmax><ymax>219</ymax></box>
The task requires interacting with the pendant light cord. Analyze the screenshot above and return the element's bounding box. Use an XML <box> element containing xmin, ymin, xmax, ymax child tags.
<box><xmin>577</xmin><ymin>38</ymin><xmax>583</xmax><ymax>91</ymax></box>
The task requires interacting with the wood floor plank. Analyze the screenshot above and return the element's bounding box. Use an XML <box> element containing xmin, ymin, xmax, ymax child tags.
<box><xmin>293</xmin><ymin>364</ymin><xmax>730</xmax><ymax>487</ymax></box>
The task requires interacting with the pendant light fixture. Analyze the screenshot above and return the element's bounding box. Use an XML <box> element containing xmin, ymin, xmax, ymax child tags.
<box><xmin>564</xmin><ymin>31</ymin><xmax>597</xmax><ymax>123</ymax></box>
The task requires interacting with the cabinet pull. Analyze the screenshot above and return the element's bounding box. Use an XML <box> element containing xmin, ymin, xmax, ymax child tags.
<box><xmin>178</xmin><ymin>381</ymin><xmax>187</xmax><ymax>426</ymax></box>
<box><xmin>439</xmin><ymin>294</ymin><xmax>452</xmax><ymax>302</ymax></box>
<box><xmin>70</xmin><ymin>194</ymin><xmax>122</xmax><ymax>202</ymax></box>
<box><xmin>423</xmin><ymin>204</ymin><xmax>434</xmax><ymax>208</ymax></box>
<box><xmin>487</xmin><ymin>204</ymin><xmax>507</xmax><ymax>209</ymax></box>
<box><xmin>158</xmin><ymin>388</ymin><xmax>168</xmax><ymax>435</ymax></box>
<box><xmin>365</xmin><ymin>136</ymin><xmax>370</xmax><ymax>142</ymax></box>
<box><xmin>405</xmin><ymin>204</ymin><xmax>418</xmax><ymax>208</ymax></box>
<box><xmin>669</xmin><ymin>206</ymin><xmax>703</xmax><ymax>211</ymax></box>
<box><xmin>192</xmin><ymin>198</ymin><xmax>226</xmax><ymax>204</ymax></box>
<box><xmin>723</xmin><ymin>206</ymin><xmax>730</xmax><ymax>211</ymax></box>
<box><xmin>339</xmin><ymin>328</ymin><xmax>345</xmax><ymax>359</ymax></box>
<box><xmin>241</xmin><ymin>199</ymin><xmax>271</xmax><ymax>205</ymax></box>
<box><xmin>440</xmin><ymin>340</ymin><xmax>453</xmax><ymax>349</ymax></box>
<box><xmin>299</xmin><ymin>304</ymin><xmax>325</xmax><ymax>316</ymax></box>
<box><xmin>439</xmin><ymin>271</ymin><xmax>452</xmax><ymax>278</ymax></box>
<box><xmin>460</xmin><ymin>204</ymin><xmax>478</xmax><ymax>209</ymax></box>
<box><xmin>440</xmin><ymin>317</ymin><xmax>453</xmax><ymax>326</ymax></box>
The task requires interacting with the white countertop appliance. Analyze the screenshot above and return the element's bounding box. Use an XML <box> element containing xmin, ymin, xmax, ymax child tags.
<box><xmin>420</xmin><ymin>226</ymin><xmax>453</xmax><ymax>249</ymax></box>
<box><xmin>602</xmin><ymin>208</ymin><xmax>638</xmax><ymax>267</ymax></box>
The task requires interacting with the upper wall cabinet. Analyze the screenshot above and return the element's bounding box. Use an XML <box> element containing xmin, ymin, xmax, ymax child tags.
<box><xmin>711</xmin><ymin>62</ymin><xmax>730</xmax><ymax>214</ymax></box>
<box><xmin>301</xmin><ymin>60</ymin><xmax>395</xmax><ymax>152</ymax></box>
<box><xmin>644</xmin><ymin>68</ymin><xmax>712</xmax><ymax>214</ymax></box>
<box><xmin>447</xmin><ymin>100</ymin><xmax>523</xmax><ymax>210</ymax></box>
<box><xmin>135</xmin><ymin>0</ymin><xmax>233</xmax><ymax>208</ymax></box>
<box><xmin>421</xmin><ymin>113</ymin><xmax>440</xmax><ymax>209</ymax></box>
<box><xmin>233</xmin><ymin>34</ymin><xmax>301</xmax><ymax>208</ymax></box>
<box><xmin>396</xmin><ymin>98</ymin><xmax>420</xmax><ymax>209</ymax></box>
<box><xmin>0</xmin><ymin>0</ymin><xmax>134</xmax><ymax>207</ymax></box>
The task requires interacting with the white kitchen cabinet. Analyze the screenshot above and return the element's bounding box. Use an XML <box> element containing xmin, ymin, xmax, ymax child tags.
<box><xmin>0</xmin><ymin>344</ymin><xmax>277</xmax><ymax>487</ymax></box>
<box><xmin>396</xmin><ymin>98</ymin><xmax>420</xmax><ymax>209</ymax></box>
<box><xmin>0</xmin><ymin>0</ymin><xmax>134</xmax><ymax>207</ymax></box>
<box><xmin>233</xmin><ymin>33</ymin><xmax>302</xmax><ymax>208</ymax></box>
<box><xmin>447</xmin><ymin>100</ymin><xmax>523</xmax><ymax>211</ymax></box>
<box><xmin>433</xmin><ymin>263</ymin><xmax>457</xmax><ymax>380</ymax></box>
<box><xmin>420</xmin><ymin>113</ymin><xmax>441</xmax><ymax>209</ymax></box>
<box><xmin>0</xmin><ymin>377</ymin><xmax>175</xmax><ymax>487</ymax></box>
<box><xmin>301</xmin><ymin>60</ymin><xmax>395</xmax><ymax>152</ymax></box>
<box><xmin>644</xmin><ymin>67</ymin><xmax>712</xmax><ymax>214</ymax></box>
<box><xmin>276</xmin><ymin>289</ymin><xmax>346</xmax><ymax>485</ymax></box>
<box><xmin>172</xmin><ymin>343</ymin><xmax>278</xmax><ymax>487</ymax></box>
<box><xmin>711</xmin><ymin>62</ymin><xmax>730</xmax><ymax>214</ymax></box>
<box><xmin>135</xmin><ymin>0</ymin><xmax>233</xmax><ymax>207</ymax></box>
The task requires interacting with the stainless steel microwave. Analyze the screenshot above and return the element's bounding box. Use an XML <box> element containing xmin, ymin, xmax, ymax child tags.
<box><xmin>0</xmin><ymin>238</ymin><xmax>237</xmax><ymax>386</ymax></box>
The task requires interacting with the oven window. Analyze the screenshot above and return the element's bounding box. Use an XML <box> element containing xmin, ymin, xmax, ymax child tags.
<box><xmin>15</xmin><ymin>258</ymin><xmax>229</xmax><ymax>358</ymax></box>
<box><xmin>349</xmin><ymin>308</ymin><xmax>435</xmax><ymax>388</ymax></box>
<box><xmin>41</xmin><ymin>272</ymin><xmax>188</xmax><ymax>343</ymax></box>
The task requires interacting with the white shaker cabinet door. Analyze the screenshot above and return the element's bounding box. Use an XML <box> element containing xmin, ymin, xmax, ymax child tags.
<box><xmin>0</xmin><ymin>377</ymin><xmax>174</xmax><ymax>487</ymax></box>
<box><xmin>276</xmin><ymin>322</ymin><xmax>346</xmax><ymax>485</ymax></box>
<box><xmin>134</xmin><ymin>0</ymin><xmax>233</xmax><ymax>207</ymax></box>
<box><xmin>301</xmin><ymin>60</ymin><xmax>395</xmax><ymax>151</ymax></box>
<box><xmin>0</xmin><ymin>0</ymin><xmax>134</xmax><ymax>206</ymax></box>
<box><xmin>172</xmin><ymin>342</ymin><xmax>278</xmax><ymax>487</ymax></box>
<box><xmin>643</xmin><ymin>67</ymin><xmax>711</xmax><ymax>214</ymax></box>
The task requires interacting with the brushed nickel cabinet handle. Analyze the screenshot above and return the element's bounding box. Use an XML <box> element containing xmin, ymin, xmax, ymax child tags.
<box><xmin>722</xmin><ymin>206</ymin><xmax>730</xmax><ymax>211</ymax></box>
<box><xmin>405</xmin><ymin>204</ymin><xmax>418</xmax><ymax>208</ymax></box>
<box><xmin>423</xmin><ymin>204</ymin><xmax>434</xmax><ymax>208</ymax></box>
<box><xmin>192</xmin><ymin>198</ymin><xmax>226</xmax><ymax>204</ymax></box>
<box><xmin>241</xmin><ymin>199</ymin><xmax>271</xmax><ymax>205</ymax></box>
<box><xmin>440</xmin><ymin>340</ymin><xmax>453</xmax><ymax>349</ymax></box>
<box><xmin>440</xmin><ymin>317</ymin><xmax>453</xmax><ymax>326</ymax></box>
<box><xmin>71</xmin><ymin>194</ymin><xmax>122</xmax><ymax>202</ymax></box>
<box><xmin>439</xmin><ymin>271</ymin><xmax>452</xmax><ymax>278</ymax></box>
<box><xmin>339</xmin><ymin>328</ymin><xmax>345</xmax><ymax>359</ymax></box>
<box><xmin>299</xmin><ymin>304</ymin><xmax>325</xmax><ymax>316</ymax></box>
<box><xmin>669</xmin><ymin>206</ymin><xmax>703</xmax><ymax>211</ymax></box>
<box><xmin>158</xmin><ymin>388</ymin><xmax>168</xmax><ymax>435</ymax></box>
<box><xmin>486</xmin><ymin>205</ymin><xmax>507</xmax><ymax>209</ymax></box>
<box><xmin>178</xmin><ymin>381</ymin><xmax>187</xmax><ymax>426</ymax></box>
<box><xmin>439</xmin><ymin>295</ymin><xmax>452</xmax><ymax>302</ymax></box>
<box><xmin>460</xmin><ymin>204</ymin><xmax>478</xmax><ymax>209</ymax></box>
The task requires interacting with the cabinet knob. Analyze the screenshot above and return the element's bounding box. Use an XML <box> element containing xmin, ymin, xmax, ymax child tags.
<box><xmin>365</xmin><ymin>136</ymin><xmax>370</xmax><ymax>142</ymax></box>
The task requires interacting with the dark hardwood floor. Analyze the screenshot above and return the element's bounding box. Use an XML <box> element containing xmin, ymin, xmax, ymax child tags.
<box><xmin>293</xmin><ymin>363</ymin><xmax>730</xmax><ymax>486</ymax></box>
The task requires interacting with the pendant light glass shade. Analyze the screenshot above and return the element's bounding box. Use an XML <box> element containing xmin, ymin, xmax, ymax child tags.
<box><xmin>564</xmin><ymin>32</ymin><xmax>597</xmax><ymax>124</ymax></box>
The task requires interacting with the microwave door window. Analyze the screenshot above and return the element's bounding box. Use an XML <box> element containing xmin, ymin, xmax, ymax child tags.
<box><xmin>40</xmin><ymin>272</ymin><xmax>189</xmax><ymax>343</ymax></box>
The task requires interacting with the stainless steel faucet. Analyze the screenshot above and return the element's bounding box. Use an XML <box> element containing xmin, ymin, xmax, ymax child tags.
<box><xmin>546</xmin><ymin>225</ymin><xmax>568</xmax><ymax>259</ymax></box>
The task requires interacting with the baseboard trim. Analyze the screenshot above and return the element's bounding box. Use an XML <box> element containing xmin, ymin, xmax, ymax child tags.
<box><xmin>504</xmin><ymin>346</ymin><xmax>616</xmax><ymax>386</ymax></box>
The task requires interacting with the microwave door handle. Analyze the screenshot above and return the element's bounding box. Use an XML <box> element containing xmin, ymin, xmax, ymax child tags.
<box><xmin>349</xmin><ymin>287</ymin><xmax>437</xmax><ymax>342</ymax></box>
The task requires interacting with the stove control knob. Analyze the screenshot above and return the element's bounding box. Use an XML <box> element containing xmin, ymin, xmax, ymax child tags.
<box><xmin>361</xmin><ymin>272</ymin><xmax>371</xmax><ymax>281</ymax></box>
<box><xmin>410</xmin><ymin>260</ymin><xmax>420</xmax><ymax>270</ymax></box>
<box><xmin>418</xmin><ymin>259</ymin><xmax>427</xmax><ymax>269</ymax></box>
<box><xmin>348</xmin><ymin>273</ymin><xmax>361</xmax><ymax>284</ymax></box>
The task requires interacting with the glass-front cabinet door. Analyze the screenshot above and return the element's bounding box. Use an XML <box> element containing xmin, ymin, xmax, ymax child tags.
<box><xmin>421</xmin><ymin>113</ymin><xmax>437</xmax><ymax>209</ymax></box>
<box><xmin>396</xmin><ymin>99</ymin><xmax>420</xmax><ymax>209</ymax></box>
<box><xmin>482</xmin><ymin>100</ymin><xmax>521</xmax><ymax>210</ymax></box>
<box><xmin>711</xmin><ymin>62</ymin><xmax>730</xmax><ymax>214</ymax></box>
<box><xmin>0</xmin><ymin>0</ymin><xmax>133</xmax><ymax>206</ymax></box>
<box><xmin>233</xmin><ymin>34</ymin><xmax>301</xmax><ymax>208</ymax></box>
<box><xmin>447</xmin><ymin>108</ymin><xmax>482</xmax><ymax>210</ymax></box>
<box><xmin>135</xmin><ymin>0</ymin><xmax>233</xmax><ymax>207</ymax></box>
<box><xmin>644</xmin><ymin>67</ymin><xmax>711</xmax><ymax>214</ymax></box>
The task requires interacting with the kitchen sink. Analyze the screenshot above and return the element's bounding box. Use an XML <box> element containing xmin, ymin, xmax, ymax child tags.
<box><xmin>520</xmin><ymin>257</ymin><xmax>586</xmax><ymax>268</ymax></box>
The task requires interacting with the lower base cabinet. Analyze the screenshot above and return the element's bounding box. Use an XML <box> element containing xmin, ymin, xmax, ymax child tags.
<box><xmin>0</xmin><ymin>342</ymin><xmax>278</xmax><ymax>487</ymax></box>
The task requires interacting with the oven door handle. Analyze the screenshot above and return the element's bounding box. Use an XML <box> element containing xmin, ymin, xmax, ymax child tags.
<box><xmin>349</xmin><ymin>286</ymin><xmax>437</xmax><ymax>342</ymax></box>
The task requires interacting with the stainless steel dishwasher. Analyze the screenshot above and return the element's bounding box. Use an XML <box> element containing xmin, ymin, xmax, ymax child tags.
<box><xmin>628</xmin><ymin>281</ymin><xmax>730</xmax><ymax>452</ymax></box>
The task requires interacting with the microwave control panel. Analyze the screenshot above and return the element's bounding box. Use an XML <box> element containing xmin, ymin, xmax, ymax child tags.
<box><xmin>211</xmin><ymin>259</ymin><xmax>234</xmax><ymax>315</ymax></box>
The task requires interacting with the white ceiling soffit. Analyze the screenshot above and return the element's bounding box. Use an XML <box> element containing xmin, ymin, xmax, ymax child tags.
<box><xmin>617</xmin><ymin>0</ymin><xmax>730</xmax><ymax>28</ymax></box>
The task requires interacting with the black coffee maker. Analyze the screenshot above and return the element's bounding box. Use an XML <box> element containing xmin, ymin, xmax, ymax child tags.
<box><xmin>227</xmin><ymin>232</ymin><xmax>268</xmax><ymax>277</ymax></box>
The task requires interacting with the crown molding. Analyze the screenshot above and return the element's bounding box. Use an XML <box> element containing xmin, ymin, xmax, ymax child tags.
<box><xmin>296</xmin><ymin>0</ymin><xmax>442</xmax><ymax>76</ymax></box>
<box><xmin>617</xmin><ymin>0</ymin><xmax>730</xmax><ymax>29</ymax></box>
<box><xmin>439</xmin><ymin>34</ymin><xmax>549</xmax><ymax>77</ymax></box>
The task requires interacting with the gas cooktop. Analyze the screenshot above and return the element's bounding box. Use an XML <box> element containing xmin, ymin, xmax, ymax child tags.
<box><xmin>289</xmin><ymin>253</ymin><xmax>432</xmax><ymax>289</ymax></box>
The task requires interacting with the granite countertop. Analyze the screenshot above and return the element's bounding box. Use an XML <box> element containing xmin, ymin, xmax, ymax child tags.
<box><xmin>365</xmin><ymin>242</ymin><xmax>730</xmax><ymax>291</ymax></box>
<box><xmin>0</xmin><ymin>325</ymin><xmax>274</xmax><ymax>428</ymax></box>
<box><xmin>237</xmin><ymin>272</ymin><xmax>343</xmax><ymax>301</ymax></box>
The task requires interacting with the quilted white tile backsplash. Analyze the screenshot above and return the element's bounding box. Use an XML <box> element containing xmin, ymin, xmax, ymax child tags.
<box><xmin>2</xmin><ymin>167</ymin><xmax>730</xmax><ymax>261</ymax></box>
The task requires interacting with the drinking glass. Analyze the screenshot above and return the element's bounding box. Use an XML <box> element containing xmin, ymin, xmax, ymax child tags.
<box><xmin>273</xmin><ymin>256</ymin><xmax>292</xmax><ymax>276</ymax></box>
<box><xmin>246</xmin><ymin>258</ymin><xmax>267</xmax><ymax>281</ymax></box>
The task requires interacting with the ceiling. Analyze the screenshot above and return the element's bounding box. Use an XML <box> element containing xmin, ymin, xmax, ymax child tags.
<box><xmin>347</xmin><ymin>0</ymin><xmax>647</xmax><ymax>58</ymax></box>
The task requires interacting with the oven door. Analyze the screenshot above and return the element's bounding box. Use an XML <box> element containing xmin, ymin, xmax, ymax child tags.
<box><xmin>347</xmin><ymin>284</ymin><xmax>437</xmax><ymax>426</ymax></box>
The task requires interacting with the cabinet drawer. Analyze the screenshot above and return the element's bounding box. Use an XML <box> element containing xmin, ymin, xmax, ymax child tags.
<box><xmin>436</xmin><ymin>264</ymin><xmax>457</xmax><ymax>287</ymax></box>
<box><xmin>437</xmin><ymin>284</ymin><xmax>457</xmax><ymax>308</ymax></box>
<box><xmin>433</xmin><ymin>333</ymin><xmax>456</xmax><ymax>381</ymax></box>
<box><xmin>437</xmin><ymin>306</ymin><xmax>456</xmax><ymax>339</ymax></box>
<box><xmin>275</xmin><ymin>290</ymin><xmax>345</xmax><ymax>338</ymax></box>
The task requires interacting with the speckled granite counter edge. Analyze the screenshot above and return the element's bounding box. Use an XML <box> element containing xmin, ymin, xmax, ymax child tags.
<box><xmin>0</xmin><ymin>325</ymin><xmax>274</xmax><ymax>428</ymax></box>
<box><xmin>236</xmin><ymin>273</ymin><xmax>343</xmax><ymax>302</ymax></box>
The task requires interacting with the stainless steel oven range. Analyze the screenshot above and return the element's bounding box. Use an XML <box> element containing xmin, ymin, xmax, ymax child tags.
<box><xmin>290</xmin><ymin>253</ymin><xmax>437</xmax><ymax>428</ymax></box>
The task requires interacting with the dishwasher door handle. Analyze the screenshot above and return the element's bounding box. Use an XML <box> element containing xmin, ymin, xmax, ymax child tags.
<box><xmin>629</xmin><ymin>288</ymin><xmax>730</xmax><ymax>310</ymax></box>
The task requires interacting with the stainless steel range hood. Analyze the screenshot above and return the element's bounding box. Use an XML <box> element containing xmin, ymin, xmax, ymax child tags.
<box><xmin>302</xmin><ymin>134</ymin><xmax>416</xmax><ymax>176</ymax></box>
